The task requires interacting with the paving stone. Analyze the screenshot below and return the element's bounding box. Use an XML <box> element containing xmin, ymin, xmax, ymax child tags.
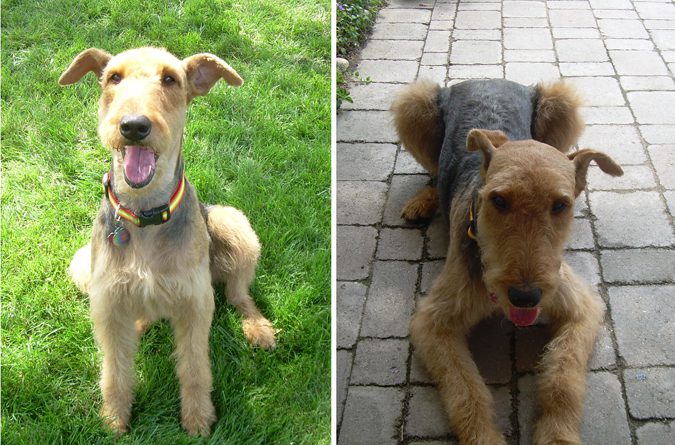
<box><xmin>549</xmin><ymin>1</ymin><xmax>590</xmax><ymax>9</ymax></box>
<box><xmin>579</xmin><ymin>125</ymin><xmax>646</xmax><ymax>164</ymax></box>
<box><xmin>337</xmin><ymin>110</ymin><xmax>398</xmax><ymax>142</ymax></box>
<box><xmin>395</xmin><ymin>149</ymin><xmax>428</xmax><ymax>174</ymax></box>
<box><xmin>337</xmin><ymin>349</ymin><xmax>352</xmax><ymax>425</ymax></box>
<box><xmin>361</xmin><ymin>261</ymin><xmax>418</xmax><ymax>337</ymax></box>
<box><xmin>356</xmin><ymin>59</ymin><xmax>419</xmax><ymax>83</ymax></box>
<box><xmin>431</xmin><ymin>3</ymin><xmax>455</xmax><ymax>20</ymax></box>
<box><xmin>337</xmin><ymin>225</ymin><xmax>377</xmax><ymax>280</ymax></box>
<box><xmin>382</xmin><ymin>174</ymin><xmax>432</xmax><ymax>226</ymax></box>
<box><xmin>449</xmin><ymin>64</ymin><xmax>504</xmax><ymax>79</ymax></box>
<box><xmin>519</xmin><ymin>372</ymin><xmax>631</xmax><ymax>445</ymax></box>
<box><xmin>427</xmin><ymin>215</ymin><xmax>449</xmax><ymax>259</ymax></box>
<box><xmin>665</xmin><ymin>190</ymin><xmax>675</xmax><ymax>215</ymax></box>
<box><xmin>454</xmin><ymin>10</ymin><xmax>501</xmax><ymax>29</ymax></box>
<box><xmin>337</xmin><ymin>181</ymin><xmax>388</xmax><ymax>225</ymax></box>
<box><xmin>341</xmin><ymin>83</ymin><xmax>403</xmax><ymax>111</ymax></box>
<box><xmin>594</xmin><ymin>10</ymin><xmax>639</xmax><ymax>19</ymax></box>
<box><xmin>609</xmin><ymin>285</ymin><xmax>675</xmax><ymax>366</ymax></box>
<box><xmin>644</xmin><ymin>19</ymin><xmax>675</xmax><ymax>31</ymax></box>
<box><xmin>587</xmin><ymin>164</ymin><xmax>655</xmax><ymax>190</ymax></box>
<box><xmin>628</xmin><ymin>92</ymin><xmax>675</xmax><ymax>124</ymax></box>
<box><xmin>504</xmin><ymin>27</ymin><xmax>553</xmax><ymax>49</ymax></box>
<box><xmin>553</xmin><ymin>27</ymin><xmax>600</xmax><ymax>39</ymax></box>
<box><xmin>405</xmin><ymin>386</ymin><xmax>452</xmax><ymax>437</ymax></box>
<box><xmin>385</xmin><ymin>0</ymin><xmax>434</xmax><ymax>8</ymax></box>
<box><xmin>647</xmin><ymin>145</ymin><xmax>675</xmax><ymax>189</ymax></box>
<box><xmin>588</xmin><ymin>323</ymin><xmax>616</xmax><ymax>370</ymax></box>
<box><xmin>378</xmin><ymin>8</ymin><xmax>432</xmax><ymax>23</ymax></box>
<box><xmin>360</xmin><ymin>39</ymin><xmax>424</xmax><ymax>60</ymax></box>
<box><xmin>503</xmin><ymin>1</ymin><xmax>546</xmax><ymax>17</ymax></box>
<box><xmin>605</xmin><ymin>38</ymin><xmax>654</xmax><ymax>50</ymax></box>
<box><xmin>337</xmin><ymin>143</ymin><xmax>397</xmax><ymax>180</ymax></box>
<box><xmin>505</xmin><ymin>63</ymin><xmax>560</xmax><ymax>84</ymax></box>
<box><xmin>652</xmin><ymin>30</ymin><xmax>675</xmax><ymax>50</ymax></box>
<box><xmin>515</xmin><ymin>325</ymin><xmax>550</xmax><ymax>372</ymax></box>
<box><xmin>450</xmin><ymin>40</ymin><xmax>502</xmax><ymax>64</ymax></box>
<box><xmin>574</xmin><ymin>191</ymin><xmax>590</xmax><ymax>218</ymax></box>
<box><xmin>601</xmin><ymin>249</ymin><xmax>675</xmax><ymax>284</ymax></box>
<box><xmin>453</xmin><ymin>29</ymin><xmax>501</xmax><ymax>40</ymax></box>
<box><xmin>371</xmin><ymin>22</ymin><xmax>428</xmax><ymax>40</ymax></box>
<box><xmin>459</xmin><ymin>2</ymin><xmax>500</xmax><ymax>11</ymax></box>
<box><xmin>581</xmin><ymin>107</ymin><xmax>633</xmax><ymax>125</ymax></box>
<box><xmin>566</xmin><ymin>77</ymin><xmax>624</xmax><ymax>106</ymax></box>
<box><xmin>339</xmin><ymin>386</ymin><xmax>404</xmax><ymax>445</ymax></box>
<box><xmin>636</xmin><ymin>421</ymin><xmax>675</xmax><ymax>445</ymax></box>
<box><xmin>505</xmin><ymin>50</ymin><xmax>556</xmax><ymax>62</ymax></box>
<box><xmin>559</xmin><ymin>62</ymin><xmax>615</xmax><ymax>76</ymax></box>
<box><xmin>425</xmin><ymin>31</ymin><xmax>451</xmax><ymax>53</ymax></box>
<box><xmin>468</xmin><ymin>316</ymin><xmax>513</xmax><ymax>384</ymax></box>
<box><xmin>598</xmin><ymin>19</ymin><xmax>649</xmax><ymax>39</ymax></box>
<box><xmin>418</xmin><ymin>65</ymin><xmax>447</xmax><ymax>84</ymax></box>
<box><xmin>549</xmin><ymin>9</ymin><xmax>597</xmax><ymax>28</ymax></box>
<box><xmin>421</xmin><ymin>52</ymin><xmax>449</xmax><ymax>66</ymax></box>
<box><xmin>351</xmin><ymin>338</ymin><xmax>408</xmax><ymax>385</ymax></box>
<box><xmin>620</xmin><ymin>76</ymin><xmax>675</xmax><ymax>91</ymax></box>
<box><xmin>421</xmin><ymin>259</ymin><xmax>444</xmax><ymax>294</ymax></box>
<box><xmin>590</xmin><ymin>0</ymin><xmax>632</xmax><ymax>8</ymax></box>
<box><xmin>610</xmin><ymin>50</ymin><xmax>669</xmax><ymax>75</ymax></box>
<box><xmin>565</xmin><ymin>251</ymin><xmax>601</xmax><ymax>286</ymax></box>
<box><xmin>429</xmin><ymin>20</ymin><xmax>453</xmax><ymax>30</ymax></box>
<box><xmin>641</xmin><ymin>125</ymin><xmax>675</xmax><ymax>144</ymax></box>
<box><xmin>664</xmin><ymin>50</ymin><xmax>675</xmax><ymax>63</ymax></box>
<box><xmin>377</xmin><ymin>227</ymin><xmax>424</xmax><ymax>260</ymax></box>
<box><xmin>635</xmin><ymin>2</ymin><xmax>675</xmax><ymax>20</ymax></box>
<box><xmin>624</xmin><ymin>368</ymin><xmax>675</xmax><ymax>419</ymax></box>
<box><xmin>567</xmin><ymin>217</ymin><xmax>594</xmax><ymax>250</ymax></box>
<box><xmin>504</xmin><ymin>17</ymin><xmax>549</xmax><ymax>27</ymax></box>
<box><xmin>589</xmin><ymin>191</ymin><xmax>674</xmax><ymax>247</ymax></box>
<box><xmin>410</xmin><ymin>348</ymin><xmax>432</xmax><ymax>384</ymax></box>
<box><xmin>556</xmin><ymin>39</ymin><xmax>608</xmax><ymax>62</ymax></box>
<box><xmin>337</xmin><ymin>281</ymin><xmax>368</xmax><ymax>348</ymax></box>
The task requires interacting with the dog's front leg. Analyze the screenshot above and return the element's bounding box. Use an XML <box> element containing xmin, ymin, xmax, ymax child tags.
<box><xmin>534</xmin><ymin>272</ymin><xmax>604</xmax><ymax>445</ymax></box>
<box><xmin>171</xmin><ymin>292</ymin><xmax>216</xmax><ymax>437</ymax></box>
<box><xmin>411</xmin><ymin>299</ymin><xmax>505</xmax><ymax>445</ymax></box>
<box><xmin>91</xmin><ymin>306</ymin><xmax>138</xmax><ymax>434</ymax></box>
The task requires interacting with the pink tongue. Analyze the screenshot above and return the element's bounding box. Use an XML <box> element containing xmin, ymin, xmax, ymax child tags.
<box><xmin>509</xmin><ymin>307</ymin><xmax>540</xmax><ymax>327</ymax></box>
<box><xmin>124</xmin><ymin>146</ymin><xmax>155</xmax><ymax>185</ymax></box>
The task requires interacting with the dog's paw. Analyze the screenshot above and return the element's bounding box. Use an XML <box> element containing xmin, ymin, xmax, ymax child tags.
<box><xmin>181</xmin><ymin>401</ymin><xmax>216</xmax><ymax>437</ymax></box>
<box><xmin>101</xmin><ymin>408</ymin><xmax>129</xmax><ymax>436</ymax></box>
<box><xmin>243</xmin><ymin>317</ymin><xmax>277</xmax><ymax>350</ymax></box>
<box><xmin>400</xmin><ymin>193</ymin><xmax>437</xmax><ymax>221</ymax></box>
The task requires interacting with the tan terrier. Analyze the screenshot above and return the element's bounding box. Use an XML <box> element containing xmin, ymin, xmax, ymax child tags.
<box><xmin>60</xmin><ymin>47</ymin><xmax>276</xmax><ymax>436</ymax></box>
<box><xmin>392</xmin><ymin>79</ymin><xmax>623</xmax><ymax>444</ymax></box>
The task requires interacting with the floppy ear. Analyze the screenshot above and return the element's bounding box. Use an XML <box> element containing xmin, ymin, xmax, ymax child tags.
<box><xmin>568</xmin><ymin>149</ymin><xmax>623</xmax><ymax>196</ymax></box>
<box><xmin>466</xmin><ymin>129</ymin><xmax>508</xmax><ymax>176</ymax></box>
<box><xmin>182</xmin><ymin>53</ymin><xmax>244</xmax><ymax>100</ymax></box>
<box><xmin>59</xmin><ymin>48</ymin><xmax>112</xmax><ymax>86</ymax></box>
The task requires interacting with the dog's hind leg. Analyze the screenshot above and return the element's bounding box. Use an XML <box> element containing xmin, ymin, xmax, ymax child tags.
<box><xmin>391</xmin><ymin>79</ymin><xmax>444</xmax><ymax>222</ymax></box>
<box><xmin>534</xmin><ymin>264</ymin><xmax>604</xmax><ymax>445</ymax></box>
<box><xmin>206</xmin><ymin>205</ymin><xmax>276</xmax><ymax>349</ymax></box>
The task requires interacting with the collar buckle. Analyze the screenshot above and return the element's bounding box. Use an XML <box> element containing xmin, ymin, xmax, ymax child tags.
<box><xmin>138</xmin><ymin>204</ymin><xmax>170</xmax><ymax>227</ymax></box>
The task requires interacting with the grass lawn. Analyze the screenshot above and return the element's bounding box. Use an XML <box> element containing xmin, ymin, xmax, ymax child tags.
<box><xmin>1</xmin><ymin>0</ymin><xmax>331</xmax><ymax>443</ymax></box>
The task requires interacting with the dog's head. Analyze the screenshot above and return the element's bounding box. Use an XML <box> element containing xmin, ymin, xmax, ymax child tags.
<box><xmin>466</xmin><ymin>129</ymin><xmax>622</xmax><ymax>326</ymax></box>
<box><xmin>59</xmin><ymin>47</ymin><xmax>242</xmax><ymax>191</ymax></box>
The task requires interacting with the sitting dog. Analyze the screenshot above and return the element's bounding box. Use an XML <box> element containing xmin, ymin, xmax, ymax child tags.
<box><xmin>61</xmin><ymin>47</ymin><xmax>276</xmax><ymax>436</ymax></box>
<box><xmin>391</xmin><ymin>78</ymin><xmax>623</xmax><ymax>444</ymax></box>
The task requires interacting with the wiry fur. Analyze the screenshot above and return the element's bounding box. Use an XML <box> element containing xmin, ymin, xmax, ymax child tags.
<box><xmin>61</xmin><ymin>47</ymin><xmax>275</xmax><ymax>437</ymax></box>
<box><xmin>392</xmin><ymin>78</ymin><xmax>623</xmax><ymax>445</ymax></box>
<box><xmin>534</xmin><ymin>82</ymin><xmax>585</xmax><ymax>153</ymax></box>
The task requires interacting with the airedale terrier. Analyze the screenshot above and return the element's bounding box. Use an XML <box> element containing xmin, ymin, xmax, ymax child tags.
<box><xmin>60</xmin><ymin>47</ymin><xmax>276</xmax><ymax>436</ymax></box>
<box><xmin>391</xmin><ymin>78</ymin><xmax>623</xmax><ymax>444</ymax></box>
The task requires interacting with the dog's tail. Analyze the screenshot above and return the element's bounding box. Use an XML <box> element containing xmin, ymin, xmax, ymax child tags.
<box><xmin>391</xmin><ymin>79</ymin><xmax>444</xmax><ymax>176</ymax></box>
<box><xmin>533</xmin><ymin>81</ymin><xmax>584</xmax><ymax>153</ymax></box>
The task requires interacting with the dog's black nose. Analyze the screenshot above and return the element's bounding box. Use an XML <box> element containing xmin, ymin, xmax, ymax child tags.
<box><xmin>507</xmin><ymin>286</ymin><xmax>542</xmax><ymax>308</ymax></box>
<box><xmin>120</xmin><ymin>114</ymin><xmax>152</xmax><ymax>141</ymax></box>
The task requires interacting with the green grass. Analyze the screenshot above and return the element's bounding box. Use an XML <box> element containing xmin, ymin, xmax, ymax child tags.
<box><xmin>1</xmin><ymin>0</ymin><xmax>330</xmax><ymax>444</ymax></box>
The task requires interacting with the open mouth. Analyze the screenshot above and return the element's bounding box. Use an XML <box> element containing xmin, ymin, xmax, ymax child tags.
<box><xmin>508</xmin><ymin>306</ymin><xmax>540</xmax><ymax>327</ymax></box>
<box><xmin>123</xmin><ymin>145</ymin><xmax>157</xmax><ymax>188</ymax></box>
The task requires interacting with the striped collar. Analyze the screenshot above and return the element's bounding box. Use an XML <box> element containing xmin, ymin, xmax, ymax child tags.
<box><xmin>103</xmin><ymin>170</ymin><xmax>186</xmax><ymax>227</ymax></box>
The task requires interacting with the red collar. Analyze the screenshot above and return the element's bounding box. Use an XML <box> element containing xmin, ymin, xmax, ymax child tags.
<box><xmin>103</xmin><ymin>171</ymin><xmax>186</xmax><ymax>227</ymax></box>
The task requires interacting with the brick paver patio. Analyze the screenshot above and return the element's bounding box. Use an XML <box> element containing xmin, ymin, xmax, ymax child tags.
<box><xmin>336</xmin><ymin>0</ymin><xmax>675</xmax><ymax>443</ymax></box>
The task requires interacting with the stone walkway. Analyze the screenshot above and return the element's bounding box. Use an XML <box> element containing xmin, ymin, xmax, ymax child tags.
<box><xmin>336</xmin><ymin>0</ymin><xmax>675</xmax><ymax>444</ymax></box>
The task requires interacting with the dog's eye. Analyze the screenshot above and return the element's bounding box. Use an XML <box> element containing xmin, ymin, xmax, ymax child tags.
<box><xmin>552</xmin><ymin>199</ymin><xmax>568</xmax><ymax>214</ymax></box>
<box><xmin>162</xmin><ymin>75</ymin><xmax>176</xmax><ymax>85</ymax></box>
<box><xmin>109</xmin><ymin>73</ymin><xmax>122</xmax><ymax>84</ymax></box>
<box><xmin>491</xmin><ymin>195</ymin><xmax>508</xmax><ymax>211</ymax></box>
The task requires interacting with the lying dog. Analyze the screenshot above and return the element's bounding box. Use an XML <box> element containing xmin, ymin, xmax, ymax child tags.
<box><xmin>61</xmin><ymin>47</ymin><xmax>276</xmax><ymax>436</ymax></box>
<box><xmin>392</xmin><ymin>78</ymin><xmax>623</xmax><ymax>444</ymax></box>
